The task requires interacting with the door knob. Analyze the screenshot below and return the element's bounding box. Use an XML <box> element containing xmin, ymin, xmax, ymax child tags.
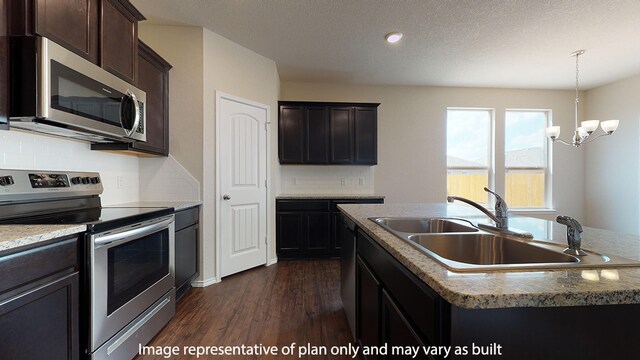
<box><xmin>223</xmin><ymin>194</ymin><xmax>231</xmax><ymax>200</ymax></box>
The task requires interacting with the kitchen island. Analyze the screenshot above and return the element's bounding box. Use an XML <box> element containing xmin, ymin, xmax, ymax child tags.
<box><xmin>339</xmin><ymin>203</ymin><xmax>640</xmax><ymax>360</ymax></box>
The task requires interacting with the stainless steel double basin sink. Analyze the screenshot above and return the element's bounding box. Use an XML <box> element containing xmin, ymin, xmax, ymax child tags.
<box><xmin>371</xmin><ymin>217</ymin><xmax>639</xmax><ymax>272</ymax></box>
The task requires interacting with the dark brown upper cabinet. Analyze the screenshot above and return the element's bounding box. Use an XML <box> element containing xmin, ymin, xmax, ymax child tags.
<box><xmin>354</xmin><ymin>107</ymin><xmax>378</xmax><ymax>164</ymax></box>
<box><xmin>92</xmin><ymin>41</ymin><xmax>172</xmax><ymax>156</ymax></box>
<box><xmin>10</xmin><ymin>0</ymin><xmax>144</xmax><ymax>83</ymax></box>
<box><xmin>32</xmin><ymin>0</ymin><xmax>100</xmax><ymax>63</ymax></box>
<box><xmin>278</xmin><ymin>101</ymin><xmax>379</xmax><ymax>165</ymax></box>
<box><xmin>305</xmin><ymin>106</ymin><xmax>329</xmax><ymax>163</ymax></box>
<box><xmin>279</xmin><ymin>105</ymin><xmax>304</xmax><ymax>163</ymax></box>
<box><xmin>279</xmin><ymin>105</ymin><xmax>329</xmax><ymax>164</ymax></box>
<box><xmin>101</xmin><ymin>0</ymin><xmax>143</xmax><ymax>83</ymax></box>
<box><xmin>329</xmin><ymin>107</ymin><xmax>353</xmax><ymax>163</ymax></box>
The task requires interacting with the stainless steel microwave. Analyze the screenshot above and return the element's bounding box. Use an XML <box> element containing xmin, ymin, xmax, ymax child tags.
<box><xmin>9</xmin><ymin>37</ymin><xmax>146</xmax><ymax>143</ymax></box>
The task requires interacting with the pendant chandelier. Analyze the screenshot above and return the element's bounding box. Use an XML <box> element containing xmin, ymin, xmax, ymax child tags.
<box><xmin>545</xmin><ymin>50</ymin><xmax>619</xmax><ymax>147</ymax></box>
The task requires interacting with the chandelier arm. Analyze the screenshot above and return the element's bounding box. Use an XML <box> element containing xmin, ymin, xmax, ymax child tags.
<box><xmin>581</xmin><ymin>133</ymin><xmax>610</xmax><ymax>145</ymax></box>
<box><xmin>552</xmin><ymin>138</ymin><xmax>573</xmax><ymax>146</ymax></box>
<box><xmin>575</xmin><ymin>52</ymin><xmax>580</xmax><ymax>130</ymax></box>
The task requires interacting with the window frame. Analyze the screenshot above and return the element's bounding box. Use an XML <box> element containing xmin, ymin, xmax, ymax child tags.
<box><xmin>446</xmin><ymin>107</ymin><xmax>554</xmax><ymax>212</ymax></box>
<box><xmin>446</xmin><ymin>107</ymin><xmax>495</xmax><ymax>205</ymax></box>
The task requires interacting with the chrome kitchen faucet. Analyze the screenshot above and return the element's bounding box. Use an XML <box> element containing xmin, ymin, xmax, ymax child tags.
<box><xmin>447</xmin><ymin>187</ymin><xmax>533</xmax><ymax>238</ymax></box>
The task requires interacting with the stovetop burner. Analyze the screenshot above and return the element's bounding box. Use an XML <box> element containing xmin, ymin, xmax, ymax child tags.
<box><xmin>4</xmin><ymin>206</ymin><xmax>174</xmax><ymax>231</ymax></box>
<box><xmin>0</xmin><ymin>169</ymin><xmax>173</xmax><ymax>232</ymax></box>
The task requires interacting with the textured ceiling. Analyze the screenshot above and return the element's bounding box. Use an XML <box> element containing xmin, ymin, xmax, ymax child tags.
<box><xmin>131</xmin><ymin>0</ymin><xmax>640</xmax><ymax>89</ymax></box>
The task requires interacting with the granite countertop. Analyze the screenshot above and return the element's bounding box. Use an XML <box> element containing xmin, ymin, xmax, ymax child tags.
<box><xmin>109</xmin><ymin>200</ymin><xmax>202</xmax><ymax>211</ymax></box>
<box><xmin>0</xmin><ymin>225</ymin><xmax>87</xmax><ymax>254</ymax></box>
<box><xmin>339</xmin><ymin>203</ymin><xmax>640</xmax><ymax>310</ymax></box>
<box><xmin>276</xmin><ymin>194</ymin><xmax>385</xmax><ymax>200</ymax></box>
<box><xmin>0</xmin><ymin>201</ymin><xmax>201</xmax><ymax>255</ymax></box>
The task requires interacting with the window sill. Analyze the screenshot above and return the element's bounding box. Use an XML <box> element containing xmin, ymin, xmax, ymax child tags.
<box><xmin>509</xmin><ymin>208</ymin><xmax>556</xmax><ymax>220</ymax></box>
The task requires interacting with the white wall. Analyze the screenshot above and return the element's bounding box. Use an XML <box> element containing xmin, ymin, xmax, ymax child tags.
<box><xmin>281</xmin><ymin>82</ymin><xmax>585</xmax><ymax>220</ymax></box>
<box><xmin>138</xmin><ymin>26</ymin><xmax>205</xmax><ymax>184</ymax></box>
<box><xmin>139</xmin><ymin>155</ymin><xmax>200</xmax><ymax>201</ymax></box>
<box><xmin>139</xmin><ymin>25</ymin><xmax>280</xmax><ymax>284</ymax></box>
<box><xmin>584</xmin><ymin>74</ymin><xmax>640</xmax><ymax>235</ymax></box>
<box><xmin>0</xmin><ymin>131</ymin><xmax>139</xmax><ymax>204</ymax></box>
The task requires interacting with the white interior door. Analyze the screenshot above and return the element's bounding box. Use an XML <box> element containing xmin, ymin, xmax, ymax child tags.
<box><xmin>218</xmin><ymin>94</ymin><xmax>268</xmax><ymax>278</ymax></box>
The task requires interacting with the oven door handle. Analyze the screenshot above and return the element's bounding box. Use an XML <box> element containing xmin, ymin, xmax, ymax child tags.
<box><xmin>93</xmin><ymin>216</ymin><xmax>174</xmax><ymax>248</ymax></box>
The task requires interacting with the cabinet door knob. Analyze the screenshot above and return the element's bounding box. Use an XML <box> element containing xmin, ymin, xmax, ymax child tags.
<box><xmin>223</xmin><ymin>195</ymin><xmax>231</xmax><ymax>200</ymax></box>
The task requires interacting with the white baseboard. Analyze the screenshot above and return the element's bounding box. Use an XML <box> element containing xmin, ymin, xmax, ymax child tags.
<box><xmin>267</xmin><ymin>257</ymin><xmax>278</xmax><ymax>266</ymax></box>
<box><xmin>191</xmin><ymin>277</ymin><xmax>220</xmax><ymax>287</ymax></box>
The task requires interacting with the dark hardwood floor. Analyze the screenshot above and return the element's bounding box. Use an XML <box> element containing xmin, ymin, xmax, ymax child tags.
<box><xmin>137</xmin><ymin>260</ymin><xmax>356</xmax><ymax>359</ymax></box>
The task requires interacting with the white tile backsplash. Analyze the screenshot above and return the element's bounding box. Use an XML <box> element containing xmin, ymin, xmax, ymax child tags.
<box><xmin>280</xmin><ymin>165</ymin><xmax>374</xmax><ymax>194</ymax></box>
<box><xmin>0</xmin><ymin>130</ymin><xmax>139</xmax><ymax>205</ymax></box>
<box><xmin>139</xmin><ymin>155</ymin><xmax>200</xmax><ymax>201</ymax></box>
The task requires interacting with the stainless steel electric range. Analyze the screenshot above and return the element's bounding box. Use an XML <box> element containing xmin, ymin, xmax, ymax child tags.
<box><xmin>0</xmin><ymin>169</ymin><xmax>175</xmax><ymax>360</ymax></box>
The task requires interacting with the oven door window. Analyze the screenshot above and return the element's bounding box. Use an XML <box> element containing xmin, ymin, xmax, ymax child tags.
<box><xmin>107</xmin><ymin>228</ymin><xmax>170</xmax><ymax>315</ymax></box>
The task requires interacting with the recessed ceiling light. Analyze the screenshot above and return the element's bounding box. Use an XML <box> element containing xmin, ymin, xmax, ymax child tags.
<box><xmin>385</xmin><ymin>32</ymin><xmax>403</xmax><ymax>44</ymax></box>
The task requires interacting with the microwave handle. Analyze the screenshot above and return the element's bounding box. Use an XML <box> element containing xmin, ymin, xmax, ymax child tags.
<box><xmin>120</xmin><ymin>90</ymin><xmax>140</xmax><ymax>137</ymax></box>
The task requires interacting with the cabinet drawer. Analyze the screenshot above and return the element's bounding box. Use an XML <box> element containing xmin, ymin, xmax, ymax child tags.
<box><xmin>276</xmin><ymin>200</ymin><xmax>330</xmax><ymax>212</ymax></box>
<box><xmin>0</xmin><ymin>236</ymin><xmax>78</xmax><ymax>294</ymax></box>
<box><xmin>357</xmin><ymin>230</ymin><xmax>442</xmax><ymax>345</ymax></box>
<box><xmin>175</xmin><ymin>206</ymin><xmax>199</xmax><ymax>231</ymax></box>
<box><xmin>331</xmin><ymin>198</ymin><xmax>384</xmax><ymax>212</ymax></box>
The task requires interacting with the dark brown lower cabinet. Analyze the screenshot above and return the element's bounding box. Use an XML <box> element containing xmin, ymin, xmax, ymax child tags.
<box><xmin>353</xmin><ymin>227</ymin><xmax>640</xmax><ymax>360</ymax></box>
<box><xmin>276</xmin><ymin>198</ymin><xmax>384</xmax><ymax>259</ymax></box>
<box><xmin>0</xmin><ymin>273</ymin><xmax>79</xmax><ymax>360</ymax></box>
<box><xmin>356</xmin><ymin>256</ymin><xmax>380</xmax><ymax>360</ymax></box>
<box><xmin>380</xmin><ymin>289</ymin><xmax>431</xmax><ymax>360</ymax></box>
<box><xmin>357</xmin><ymin>229</ymin><xmax>441</xmax><ymax>359</ymax></box>
<box><xmin>175</xmin><ymin>206</ymin><xmax>200</xmax><ymax>300</ymax></box>
<box><xmin>276</xmin><ymin>209</ymin><xmax>331</xmax><ymax>259</ymax></box>
<box><xmin>0</xmin><ymin>236</ymin><xmax>80</xmax><ymax>360</ymax></box>
<box><xmin>1</xmin><ymin>0</ymin><xmax>8</xmax><ymax>129</ymax></box>
<box><xmin>331</xmin><ymin>212</ymin><xmax>344</xmax><ymax>256</ymax></box>
<box><xmin>306</xmin><ymin>212</ymin><xmax>332</xmax><ymax>255</ymax></box>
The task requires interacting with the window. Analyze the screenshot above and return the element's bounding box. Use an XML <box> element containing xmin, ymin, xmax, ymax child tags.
<box><xmin>447</xmin><ymin>108</ymin><xmax>551</xmax><ymax>210</ymax></box>
<box><xmin>505</xmin><ymin>110</ymin><xmax>549</xmax><ymax>208</ymax></box>
<box><xmin>446</xmin><ymin>109</ymin><xmax>492</xmax><ymax>204</ymax></box>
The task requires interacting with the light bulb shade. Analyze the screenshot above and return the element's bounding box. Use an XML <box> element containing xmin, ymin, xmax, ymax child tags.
<box><xmin>545</xmin><ymin>126</ymin><xmax>560</xmax><ymax>139</ymax></box>
<box><xmin>601</xmin><ymin>120</ymin><xmax>619</xmax><ymax>134</ymax></box>
<box><xmin>581</xmin><ymin>120</ymin><xmax>600</xmax><ymax>133</ymax></box>
<box><xmin>577</xmin><ymin>126</ymin><xmax>588</xmax><ymax>138</ymax></box>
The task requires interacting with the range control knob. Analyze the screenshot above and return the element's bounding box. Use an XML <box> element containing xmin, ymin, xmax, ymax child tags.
<box><xmin>81</xmin><ymin>177</ymin><xmax>90</xmax><ymax>184</ymax></box>
<box><xmin>0</xmin><ymin>176</ymin><xmax>14</xmax><ymax>186</ymax></box>
<box><xmin>71</xmin><ymin>177</ymin><xmax>82</xmax><ymax>185</ymax></box>
<box><xmin>90</xmin><ymin>177</ymin><xmax>100</xmax><ymax>184</ymax></box>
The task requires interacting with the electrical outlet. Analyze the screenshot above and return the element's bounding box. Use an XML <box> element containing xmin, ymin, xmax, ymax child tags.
<box><xmin>340</xmin><ymin>178</ymin><xmax>346</xmax><ymax>186</ymax></box>
<box><xmin>116</xmin><ymin>176</ymin><xmax>125</xmax><ymax>189</ymax></box>
<box><xmin>359</xmin><ymin>177</ymin><xmax>364</xmax><ymax>186</ymax></box>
